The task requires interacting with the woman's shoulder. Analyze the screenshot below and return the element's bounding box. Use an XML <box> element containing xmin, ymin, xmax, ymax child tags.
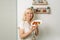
<box><xmin>18</xmin><ymin>21</ymin><xmax>25</xmax><ymax>29</ymax></box>
<box><xmin>20</xmin><ymin>20</ymin><xmax>25</xmax><ymax>24</ymax></box>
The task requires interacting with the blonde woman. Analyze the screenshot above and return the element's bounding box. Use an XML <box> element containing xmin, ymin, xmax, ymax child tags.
<box><xmin>18</xmin><ymin>8</ymin><xmax>39</xmax><ymax>40</ymax></box>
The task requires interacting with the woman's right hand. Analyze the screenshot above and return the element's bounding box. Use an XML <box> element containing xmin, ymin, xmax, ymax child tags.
<box><xmin>30</xmin><ymin>25</ymin><xmax>38</xmax><ymax>32</ymax></box>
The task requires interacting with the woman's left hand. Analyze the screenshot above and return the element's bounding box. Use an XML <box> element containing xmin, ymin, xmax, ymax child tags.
<box><xmin>34</xmin><ymin>25</ymin><xmax>39</xmax><ymax>36</ymax></box>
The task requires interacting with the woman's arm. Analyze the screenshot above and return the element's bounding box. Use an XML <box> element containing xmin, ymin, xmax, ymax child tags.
<box><xmin>19</xmin><ymin>28</ymin><xmax>32</xmax><ymax>39</ymax></box>
<box><xmin>19</xmin><ymin>26</ymin><xmax>37</xmax><ymax>39</ymax></box>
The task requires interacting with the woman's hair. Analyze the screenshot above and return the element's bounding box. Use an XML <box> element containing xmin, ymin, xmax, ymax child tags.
<box><xmin>23</xmin><ymin>8</ymin><xmax>34</xmax><ymax>21</ymax></box>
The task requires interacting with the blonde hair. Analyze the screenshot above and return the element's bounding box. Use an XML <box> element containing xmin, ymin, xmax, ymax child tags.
<box><xmin>23</xmin><ymin>8</ymin><xmax>34</xmax><ymax>21</ymax></box>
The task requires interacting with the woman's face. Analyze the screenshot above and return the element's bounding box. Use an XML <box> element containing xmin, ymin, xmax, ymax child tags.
<box><xmin>25</xmin><ymin>9</ymin><xmax>33</xmax><ymax>21</ymax></box>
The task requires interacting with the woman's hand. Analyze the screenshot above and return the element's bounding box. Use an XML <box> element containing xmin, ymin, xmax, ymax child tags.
<box><xmin>35</xmin><ymin>28</ymin><xmax>39</xmax><ymax>36</ymax></box>
<box><xmin>30</xmin><ymin>24</ymin><xmax>38</xmax><ymax>32</ymax></box>
<box><xmin>31</xmin><ymin>24</ymin><xmax>39</xmax><ymax>36</ymax></box>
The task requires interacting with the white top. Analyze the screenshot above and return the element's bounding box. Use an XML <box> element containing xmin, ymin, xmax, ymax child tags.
<box><xmin>18</xmin><ymin>21</ymin><xmax>34</xmax><ymax>40</ymax></box>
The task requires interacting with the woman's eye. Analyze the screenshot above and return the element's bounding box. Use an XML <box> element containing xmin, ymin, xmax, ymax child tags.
<box><xmin>27</xmin><ymin>12</ymin><xmax>30</xmax><ymax>14</ymax></box>
<box><xmin>27</xmin><ymin>12</ymin><xmax>33</xmax><ymax>14</ymax></box>
<box><xmin>31</xmin><ymin>13</ymin><xmax>33</xmax><ymax>14</ymax></box>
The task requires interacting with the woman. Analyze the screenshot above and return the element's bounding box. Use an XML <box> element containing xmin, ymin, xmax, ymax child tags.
<box><xmin>18</xmin><ymin>8</ymin><xmax>39</xmax><ymax>40</ymax></box>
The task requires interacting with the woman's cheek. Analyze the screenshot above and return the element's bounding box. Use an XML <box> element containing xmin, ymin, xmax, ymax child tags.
<box><xmin>30</xmin><ymin>14</ymin><xmax>33</xmax><ymax>18</ymax></box>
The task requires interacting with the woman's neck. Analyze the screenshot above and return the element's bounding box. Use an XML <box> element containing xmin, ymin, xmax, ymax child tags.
<box><xmin>26</xmin><ymin>20</ymin><xmax>32</xmax><ymax>24</ymax></box>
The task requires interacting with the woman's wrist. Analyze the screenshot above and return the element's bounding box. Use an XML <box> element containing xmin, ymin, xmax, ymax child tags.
<box><xmin>35</xmin><ymin>28</ymin><xmax>39</xmax><ymax>36</ymax></box>
<box><xmin>30</xmin><ymin>29</ymin><xmax>33</xmax><ymax>32</ymax></box>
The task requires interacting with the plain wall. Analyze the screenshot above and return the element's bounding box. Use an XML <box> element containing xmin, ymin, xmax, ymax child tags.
<box><xmin>17</xmin><ymin>0</ymin><xmax>60</xmax><ymax>40</ymax></box>
<box><xmin>0</xmin><ymin>0</ymin><xmax>16</xmax><ymax>40</ymax></box>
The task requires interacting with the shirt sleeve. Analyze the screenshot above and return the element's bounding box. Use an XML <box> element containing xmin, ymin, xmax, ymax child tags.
<box><xmin>18</xmin><ymin>21</ymin><xmax>24</xmax><ymax>29</ymax></box>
